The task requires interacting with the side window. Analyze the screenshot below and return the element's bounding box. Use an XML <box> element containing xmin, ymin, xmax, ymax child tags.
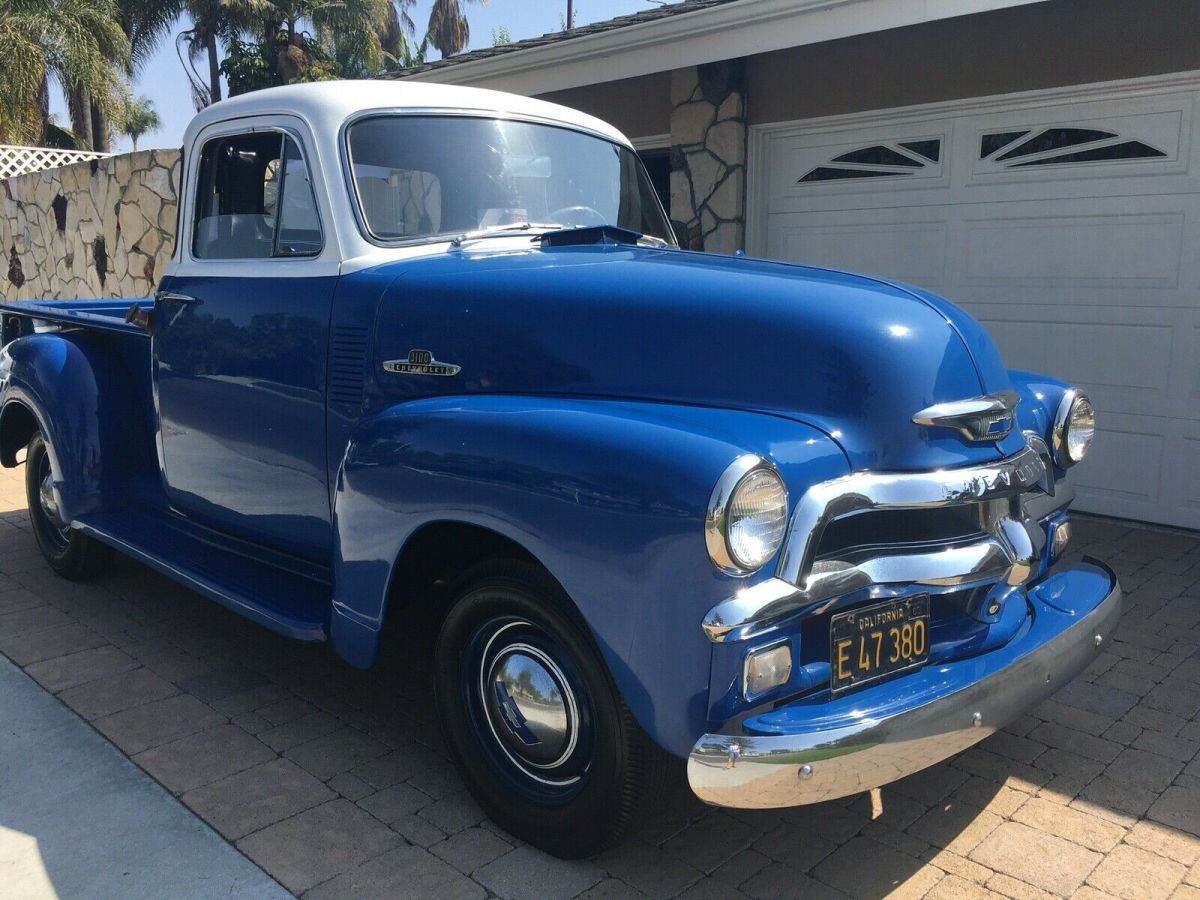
<box><xmin>193</xmin><ymin>132</ymin><xmax>323</xmax><ymax>259</ymax></box>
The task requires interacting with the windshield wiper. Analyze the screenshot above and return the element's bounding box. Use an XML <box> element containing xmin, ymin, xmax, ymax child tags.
<box><xmin>450</xmin><ymin>223</ymin><xmax>566</xmax><ymax>246</ymax></box>
<box><xmin>450</xmin><ymin>222</ymin><xmax>673</xmax><ymax>250</ymax></box>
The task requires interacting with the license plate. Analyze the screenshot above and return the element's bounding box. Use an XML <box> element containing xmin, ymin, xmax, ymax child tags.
<box><xmin>830</xmin><ymin>595</ymin><xmax>930</xmax><ymax>694</ymax></box>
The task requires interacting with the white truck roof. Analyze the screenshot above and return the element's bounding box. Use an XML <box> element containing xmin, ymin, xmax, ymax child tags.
<box><xmin>183</xmin><ymin>80</ymin><xmax>631</xmax><ymax>149</ymax></box>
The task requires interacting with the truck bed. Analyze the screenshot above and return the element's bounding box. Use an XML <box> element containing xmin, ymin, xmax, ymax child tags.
<box><xmin>0</xmin><ymin>298</ymin><xmax>152</xmax><ymax>339</ymax></box>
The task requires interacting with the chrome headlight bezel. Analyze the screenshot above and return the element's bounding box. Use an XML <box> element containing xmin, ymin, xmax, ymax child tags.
<box><xmin>1052</xmin><ymin>388</ymin><xmax>1096</xmax><ymax>468</ymax></box>
<box><xmin>705</xmin><ymin>455</ymin><xmax>789</xmax><ymax>575</ymax></box>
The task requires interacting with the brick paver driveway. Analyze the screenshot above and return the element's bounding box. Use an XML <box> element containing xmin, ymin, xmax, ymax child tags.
<box><xmin>0</xmin><ymin>465</ymin><xmax>1197</xmax><ymax>899</ymax></box>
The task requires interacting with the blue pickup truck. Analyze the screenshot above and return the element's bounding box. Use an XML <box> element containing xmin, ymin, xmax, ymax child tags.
<box><xmin>0</xmin><ymin>82</ymin><xmax>1119</xmax><ymax>857</ymax></box>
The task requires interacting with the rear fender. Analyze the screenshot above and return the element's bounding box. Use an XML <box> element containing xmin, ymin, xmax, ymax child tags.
<box><xmin>0</xmin><ymin>333</ymin><xmax>147</xmax><ymax>520</ymax></box>
<box><xmin>329</xmin><ymin>395</ymin><xmax>847</xmax><ymax>756</ymax></box>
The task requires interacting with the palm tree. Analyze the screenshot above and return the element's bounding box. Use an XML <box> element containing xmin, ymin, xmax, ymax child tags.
<box><xmin>121</xmin><ymin>95</ymin><xmax>160</xmax><ymax>149</ymax></box>
<box><xmin>0</xmin><ymin>0</ymin><xmax>129</xmax><ymax>147</ymax></box>
<box><xmin>332</xmin><ymin>0</ymin><xmax>421</xmax><ymax>76</ymax></box>
<box><xmin>176</xmin><ymin>0</ymin><xmax>270</xmax><ymax>108</ymax></box>
<box><xmin>120</xmin><ymin>0</ymin><xmax>186</xmax><ymax>75</ymax></box>
<box><xmin>427</xmin><ymin>0</ymin><xmax>486</xmax><ymax>58</ymax></box>
<box><xmin>377</xmin><ymin>0</ymin><xmax>415</xmax><ymax>68</ymax></box>
<box><xmin>53</xmin><ymin>1</ymin><xmax>182</xmax><ymax>152</ymax></box>
<box><xmin>188</xmin><ymin>0</ymin><xmax>476</xmax><ymax>98</ymax></box>
<box><xmin>65</xmin><ymin>0</ymin><xmax>183</xmax><ymax>151</ymax></box>
<box><xmin>261</xmin><ymin>0</ymin><xmax>391</xmax><ymax>83</ymax></box>
<box><xmin>178</xmin><ymin>0</ymin><xmax>230</xmax><ymax>108</ymax></box>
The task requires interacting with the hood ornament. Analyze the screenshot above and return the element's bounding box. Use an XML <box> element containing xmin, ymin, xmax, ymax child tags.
<box><xmin>913</xmin><ymin>390</ymin><xmax>1019</xmax><ymax>442</ymax></box>
<box><xmin>382</xmin><ymin>349</ymin><xmax>461</xmax><ymax>377</ymax></box>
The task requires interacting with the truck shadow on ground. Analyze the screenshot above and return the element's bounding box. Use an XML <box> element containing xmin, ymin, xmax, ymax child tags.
<box><xmin>0</xmin><ymin>503</ymin><xmax>1197</xmax><ymax>898</ymax></box>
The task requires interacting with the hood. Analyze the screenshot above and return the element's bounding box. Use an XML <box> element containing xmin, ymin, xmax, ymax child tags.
<box><xmin>370</xmin><ymin>246</ymin><xmax>1026</xmax><ymax>470</ymax></box>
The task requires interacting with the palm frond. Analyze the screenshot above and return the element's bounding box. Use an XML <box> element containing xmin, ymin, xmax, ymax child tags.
<box><xmin>427</xmin><ymin>0</ymin><xmax>484</xmax><ymax>58</ymax></box>
<box><xmin>120</xmin><ymin>0</ymin><xmax>186</xmax><ymax>74</ymax></box>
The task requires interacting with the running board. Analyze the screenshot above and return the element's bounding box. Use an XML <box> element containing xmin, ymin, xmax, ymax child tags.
<box><xmin>75</xmin><ymin>510</ymin><xmax>330</xmax><ymax>641</ymax></box>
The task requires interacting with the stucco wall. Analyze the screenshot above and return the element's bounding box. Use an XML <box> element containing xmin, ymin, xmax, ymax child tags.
<box><xmin>746</xmin><ymin>0</ymin><xmax>1200</xmax><ymax>125</ymax></box>
<box><xmin>535</xmin><ymin>0</ymin><xmax>1200</xmax><ymax>139</ymax></box>
<box><xmin>538</xmin><ymin>71</ymin><xmax>672</xmax><ymax>142</ymax></box>
<box><xmin>1</xmin><ymin>149</ymin><xmax>180</xmax><ymax>302</ymax></box>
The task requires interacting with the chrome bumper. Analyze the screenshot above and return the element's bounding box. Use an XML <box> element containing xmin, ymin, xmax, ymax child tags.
<box><xmin>687</xmin><ymin>563</ymin><xmax>1121</xmax><ymax>808</ymax></box>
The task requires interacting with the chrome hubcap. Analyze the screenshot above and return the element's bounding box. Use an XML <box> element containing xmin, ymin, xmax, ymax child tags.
<box><xmin>476</xmin><ymin>621</ymin><xmax>583</xmax><ymax>786</ymax></box>
<box><xmin>486</xmin><ymin>645</ymin><xmax>576</xmax><ymax>768</ymax></box>
<box><xmin>38</xmin><ymin>470</ymin><xmax>66</xmax><ymax>529</ymax></box>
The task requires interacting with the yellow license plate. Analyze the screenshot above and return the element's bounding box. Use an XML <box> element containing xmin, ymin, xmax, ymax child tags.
<box><xmin>830</xmin><ymin>595</ymin><xmax>930</xmax><ymax>695</ymax></box>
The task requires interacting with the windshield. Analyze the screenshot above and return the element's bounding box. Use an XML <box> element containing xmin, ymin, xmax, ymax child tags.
<box><xmin>346</xmin><ymin>115</ymin><xmax>676</xmax><ymax>246</ymax></box>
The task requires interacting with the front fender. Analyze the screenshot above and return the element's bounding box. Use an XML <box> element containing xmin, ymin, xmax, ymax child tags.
<box><xmin>330</xmin><ymin>395</ymin><xmax>848</xmax><ymax>756</ymax></box>
<box><xmin>1009</xmin><ymin>369</ymin><xmax>1072</xmax><ymax>476</ymax></box>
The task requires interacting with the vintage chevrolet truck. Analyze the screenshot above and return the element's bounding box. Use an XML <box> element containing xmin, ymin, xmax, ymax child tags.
<box><xmin>0</xmin><ymin>82</ymin><xmax>1119</xmax><ymax>857</ymax></box>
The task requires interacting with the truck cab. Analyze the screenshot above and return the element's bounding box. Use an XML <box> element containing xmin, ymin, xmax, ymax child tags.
<box><xmin>0</xmin><ymin>81</ymin><xmax>1120</xmax><ymax>858</ymax></box>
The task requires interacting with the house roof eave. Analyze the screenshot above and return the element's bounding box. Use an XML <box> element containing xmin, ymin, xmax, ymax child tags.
<box><xmin>398</xmin><ymin>0</ymin><xmax>1051</xmax><ymax>95</ymax></box>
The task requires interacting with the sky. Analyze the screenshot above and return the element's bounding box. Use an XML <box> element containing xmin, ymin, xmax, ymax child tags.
<box><xmin>48</xmin><ymin>0</ymin><xmax>670</xmax><ymax>154</ymax></box>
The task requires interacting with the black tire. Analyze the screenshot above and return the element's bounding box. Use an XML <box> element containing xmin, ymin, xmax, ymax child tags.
<box><xmin>434</xmin><ymin>559</ymin><xmax>674</xmax><ymax>858</ymax></box>
<box><xmin>25</xmin><ymin>433</ymin><xmax>109</xmax><ymax>580</ymax></box>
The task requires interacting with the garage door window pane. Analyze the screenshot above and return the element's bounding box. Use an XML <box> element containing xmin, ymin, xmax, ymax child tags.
<box><xmin>1011</xmin><ymin>140</ymin><xmax>1167</xmax><ymax>167</ymax></box>
<box><xmin>798</xmin><ymin>139</ymin><xmax>940</xmax><ymax>183</ymax></box>
<box><xmin>899</xmin><ymin>140</ymin><xmax>941</xmax><ymax>163</ymax></box>
<box><xmin>995</xmin><ymin>128</ymin><xmax>1116</xmax><ymax>161</ymax></box>
<box><xmin>832</xmin><ymin>145</ymin><xmax>923</xmax><ymax>167</ymax></box>
<box><xmin>980</xmin><ymin>131</ymin><xmax>1029</xmax><ymax>158</ymax></box>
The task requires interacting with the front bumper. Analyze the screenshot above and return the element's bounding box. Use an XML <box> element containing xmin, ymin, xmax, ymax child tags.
<box><xmin>687</xmin><ymin>559</ymin><xmax>1121</xmax><ymax>808</ymax></box>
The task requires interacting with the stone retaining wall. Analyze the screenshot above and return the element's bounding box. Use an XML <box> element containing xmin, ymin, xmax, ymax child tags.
<box><xmin>1</xmin><ymin>149</ymin><xmax>181</xmax><ymax>302</ymax></box>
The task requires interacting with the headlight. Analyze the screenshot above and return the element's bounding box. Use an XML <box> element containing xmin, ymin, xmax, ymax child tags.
<box><xmin>706</xmin><ymin>456</ymin><xmax>789</xmax><ymax>573</ymax></box>
<box><xmin>1053</xmin><ymin>389</ymin><xmax>1096</xmax><ymax>467</ymax></box>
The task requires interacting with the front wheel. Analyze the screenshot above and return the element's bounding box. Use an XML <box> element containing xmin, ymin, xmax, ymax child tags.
<box><xmin>24</xmin><ymin>433</ymin><xmax>109</xmax><ymax>580</ymax></box>
<box><xmin>434</xmin><ymin>560</ymin><xmax>674</xmax><ymax>858</ymax></box>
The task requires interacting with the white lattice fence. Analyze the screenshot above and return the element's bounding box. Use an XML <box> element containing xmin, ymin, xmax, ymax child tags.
<box><xmin>0</xmin><ymin>145</ymin><xmax>111</xmax><ymax>179</ymax></box>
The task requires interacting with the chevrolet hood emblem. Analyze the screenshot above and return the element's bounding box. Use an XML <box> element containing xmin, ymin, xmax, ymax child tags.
<box><xmin>912</xmin><ymin>390</ymin><xmax>1019</xmax><ymax>442</ymax></box>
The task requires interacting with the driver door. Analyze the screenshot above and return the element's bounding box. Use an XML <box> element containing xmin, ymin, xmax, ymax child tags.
<box><xmin>152</xmin><ymin>118</ymin><xmax>337</xmax><ymax>561</ymax></box>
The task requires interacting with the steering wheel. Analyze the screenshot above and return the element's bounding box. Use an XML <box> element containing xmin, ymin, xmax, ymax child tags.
<box><xmin>548</xmin><ymin>206</ymin><xmax>608</xmax><ymax>227</ymax></box>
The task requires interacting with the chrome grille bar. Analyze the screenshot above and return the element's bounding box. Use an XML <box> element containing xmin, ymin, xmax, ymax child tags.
<box><xmin>703</xmin><ymin>444</ymin><xmax>1060</xmax><ymax>642</ymax></box>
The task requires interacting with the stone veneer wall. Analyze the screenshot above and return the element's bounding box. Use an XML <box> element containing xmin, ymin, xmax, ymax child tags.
<box><xmin>669</xmin><ymin>61</ymin><xmax>747</xmax><ymax>254</ymax></box>
<box><xmin>1</xmin><ymin>149</ymin><xmax>181</xmax><ymax>302</ymax></box>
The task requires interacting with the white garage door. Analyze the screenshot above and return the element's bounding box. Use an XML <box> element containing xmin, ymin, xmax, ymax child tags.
<box><xmin>749</xmin><ymin>74</ymin><xmax>1200</xmax><ymax>530</ymax></box>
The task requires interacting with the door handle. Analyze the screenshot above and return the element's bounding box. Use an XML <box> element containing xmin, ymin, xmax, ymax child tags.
<box><xmin>157</xmin><ymin>292</ymin><xmax>201</xmax><ymax>307</ymax></box>
<box><xmin>124</xmin><ymin>303</ymin><xmax>154</xmax><ymax>333</ymax></box>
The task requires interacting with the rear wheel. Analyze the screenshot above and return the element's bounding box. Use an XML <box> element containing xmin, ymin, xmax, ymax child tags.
<box><xmin>24</xmin><ymin>433</ymin><xmax>109</xmax><ymax>580</ymax></box>
<box><xmin>434</xmin><ymin>560</ymin><xmax>673</xmax><ymax>858</ymax></box>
